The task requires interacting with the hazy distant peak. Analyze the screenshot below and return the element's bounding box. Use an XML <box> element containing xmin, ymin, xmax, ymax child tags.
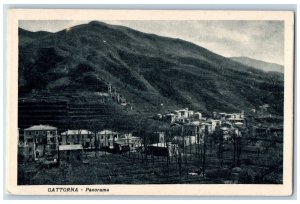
<box><xmin>230</xmin><ymin>56</ymin><xmax>284</xmax><ymax>73</ymax></box>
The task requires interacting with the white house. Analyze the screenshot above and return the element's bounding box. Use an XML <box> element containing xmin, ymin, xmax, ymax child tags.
<box><xmin>97</xmin><ymin>130</ymin><xmax>119</xmax><ymax>149</ymax></box>
<box><xmin>60</xmin><ymin>129</ymin><xmax>94</xmax><ymax>149</ymax></box>
<box><xmin>23</xmin><ymin>125</ymin><xmax>58</xmax><ymax>162</ymax></box>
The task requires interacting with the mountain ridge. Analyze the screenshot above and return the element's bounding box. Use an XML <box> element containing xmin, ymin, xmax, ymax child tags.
<box><xmin>18</xmin><ymin>21</ymin><xmax>284</xmax><ymax>116</ymax></box>
<box><xmin>230</xmin><ymin>56</ymin><xmax>284</xmax><ymax>74</ymax></box>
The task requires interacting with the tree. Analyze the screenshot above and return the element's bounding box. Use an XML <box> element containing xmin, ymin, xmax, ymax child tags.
<box><xmin>212</xmin><ymin>126</ymin><xmax>224</xmax><ymax>168</ymax></box>
<box><xmin>202</xmin><ymin>125</ymin><xmax>209</xmax><ymax>177</ymax></box>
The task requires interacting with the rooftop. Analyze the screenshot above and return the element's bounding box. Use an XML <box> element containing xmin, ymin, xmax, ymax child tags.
<box><xmin>59</xmin><ymin>144</ymin><xmax>83</xmax><ymax>151</ymax></box>
<box><xmin>98</xmin><ymin>130</ymin><xmax>118</xmax><ymax>135</ymax></box>
<box><xmin>24</xmin><ymin>125</ymin><xmax>57</xmax><ymax>131</ymax></box>
<box><xmin>61</xmin><ymin>129</ymin><xmax>93</xmax><ymax>135</ymax></box>
<box><xmin>149</xmin><ymin>142</ymin><xmax>172</xmax><ymax>147</ymax></box>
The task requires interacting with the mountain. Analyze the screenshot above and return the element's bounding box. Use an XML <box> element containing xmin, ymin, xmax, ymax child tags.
<box><xmin>230</xmin><ymin>56</ymin><xmax>284</xmax><ymax>74</ymax></box>
<box><xmin>18</xmin><ymin>21</ymin><xmax>284</xmax><ymax>118</ymax></box>
<box><xmin>18</xmin><ymin>28</ymin><xmax>51</xmax><ymax>46</ymax></box>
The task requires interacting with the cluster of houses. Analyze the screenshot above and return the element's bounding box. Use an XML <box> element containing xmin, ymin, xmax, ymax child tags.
<box><xmin>18</xmin><ymin>109</ymin><xmax>248</xmax><ymax>164</ymax></box>
<box><xmin>157</xmin><ymin>108</ymin><xmax>244</xmax><ymax>126</ymax></box>
<box><xmin>18</xmin><ymin>125</ymin><xmax>130</xmax><ymax>163</ymax></box>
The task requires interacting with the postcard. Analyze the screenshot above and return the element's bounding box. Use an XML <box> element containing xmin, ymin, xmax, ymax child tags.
<box><xmin>6</xmin><ymin>9</ymin><xmax>294</xmax><ymax>195</ymax></box>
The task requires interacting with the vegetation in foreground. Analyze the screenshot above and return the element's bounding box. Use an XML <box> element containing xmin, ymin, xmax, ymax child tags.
<box><xmin>18</xmin><ymin>136</ymin><xmax>282</xmax><ymax>185</ymax></box>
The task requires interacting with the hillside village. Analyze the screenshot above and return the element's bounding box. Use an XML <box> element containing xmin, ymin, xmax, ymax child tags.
<box><xmin>18</xmin><ymin>103</ymin><xmax>283</xmax><ymax>184</ymax></box>
<box><xmin>17</xmin><ymin>56</ymin><xmax>284</xmax><ymax>184</ymax></box>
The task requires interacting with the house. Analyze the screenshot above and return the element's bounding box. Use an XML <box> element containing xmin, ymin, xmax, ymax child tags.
<box><xmin>172</xmin><ymin>123</ymin><xmax>203</xmax><ymax>146</ymax></box>
<box><xmin>222</xmin><ymin>121</ymin><xmax>233</xmax><ymax>129</ymax></box>
<box><xmin>175</xmin><ymin>117</ymin><xmax>188</xmax><ymax>124</ymax></box>
<box><xmin>95</xmin><ymin>92</ymin><xmax>110</xmax><ymax>97</ymax></box>
<box><xmin>165</xmin><ymin>113</ymin><xmax>176</xmax><ymax>123</ymax></box>
<box><xmin>203</xmin><ymin>122</ymin><xmax>213</xmax><ymax>134</ymax></box>
<box><xmin>183</xmin><ymin>123</ymin><xmax>199</xmax><ymax>137</ymax></box>
<box><xmin>241</xmin><ymin>110</ymin><xmax>245</xmax><ymax>118</ymax></box>
<box><xmin>227</xmin><ymin>112</ymin><xmax>245</xmax><ymax>123</ymax></box>
<box><xmin>175</xmin><ymin>108</ymin><xmax>189</xmax><ymax>118</ymax></box>
<box><xmin>219</xmin><ymin>113</ymin><xmax>227</xmax><ymax>120</ymax></box>
<box><xmin>227</xmin><ymin>118</ymin><xmax>244</xmax><ymax>124</ymax></box>
<box><xmin>150</xmin><ymin>132</ymin><xmax>165</xmax><ymax>144</ymax></box>
<box><xmin>60</xmin><ymin>129</ymin><xmax>94</xmax><ymax>149</ymax></box>
<box><xmin>173</xmin><ymin>135</ymin><xmax>197</xmax><ymax>146</ymax></box>
<box><xmin>234</xmin><ymin>122</ymin><xmax>244</xmax><ymax>127</ymax></box>
<box><xmin>206</xmin><ymin>119</ymin><xmax>221</xmax><ymax>132</ymax></box>
<box><xmin>59</xmin><ymin>144</ymin><xmax>83</xmax><ymax>161</ymax></box>
<box><xmin>23</xmin><ymin>125</ymin><xmax>58</xmax><ymax>162</ymax></box>
<box><xmin>97</xmin><ymin>130</ymin><xmax>119</xmax><ymax>149</ymax></box>
<box><xmin>212</xmin><ymin>111</ymin><xmax>218</xmax><ymax>119</ymax></box>
<box><xmin>114</xmin><ymin>134</ymin><xmax>142</xmax><ymax>152</ymax></box>
<box><xmin>120</xmin><ymin>97</ymin><xmax>127</xmax><ymax>106</ymax></box>
<box><xmin>188</xmin><ymin>110</ymin><xmax>194</xmax><ymax>117</ymax></box>
<box><xmin>147</xmin><ymin>142</ymin><xmax>178</xmax><ymax>156</ymax></box>
<box><xmin>194</xmin><ymin>112</ymin><xmax>202</xmax><ymax>119</ymax></box>
<box><xmin>155</xmin><ymin>113</ymin><xmax>163</xmax><ymax>120</ymax></box>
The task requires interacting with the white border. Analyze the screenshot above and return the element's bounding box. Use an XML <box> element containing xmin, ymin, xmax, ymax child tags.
<box><xmin>5</xmin><ymin>9</ymin><xmax>295</xmax><ymax>196</ymax></box>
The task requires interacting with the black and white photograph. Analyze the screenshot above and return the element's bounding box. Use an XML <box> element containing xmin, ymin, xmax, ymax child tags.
<box><xmin>6</xmin><ymin>9</ymin><xmax>294</xmax><ymax>196</ymax></box>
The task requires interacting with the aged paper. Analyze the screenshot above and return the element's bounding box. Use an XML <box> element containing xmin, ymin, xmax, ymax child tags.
<box><xmin>6</xmin><ymin>9</ymin><xmax>294</xmax><ymax>195</ymax></box>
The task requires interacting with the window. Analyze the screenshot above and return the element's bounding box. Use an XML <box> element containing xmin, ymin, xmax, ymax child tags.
<box><xmin>108</xmin><ymin>142</ymin><xmax>110</xmax><ymax>146</ymax></box>
<box><xmin>101</xmin><ymin>136</ymin><xmax>103</xmax><ymax>139</ymax></box>
<box><xmin>27</xmin><ymin>138</ymin><xmax>33</xmax><ymax>143</ymax></box>
<box><xmin>108</xmin><ymin>136</ymin><xmax>111</xmax><ymax>139</ymax></box>
<box><xmin>28</xmin><ymin>131</ymin><xmax>31</xmax><ymax>135</ymax></box>
<box><xmin>29</xmin><ymin>147</ymin><xmax>32</xmax><ymax>152</ymax></box>
<box><xmin>35</xmin><ymin>131</ymin><xmax>38</xmax><ymax>135</ymax></box>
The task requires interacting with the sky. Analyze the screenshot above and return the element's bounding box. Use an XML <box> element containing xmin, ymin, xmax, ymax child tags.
<box><xmin>19</xmin><ymin>20</ymin><xmax>284</xmax><ymax>65</ymax></box>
